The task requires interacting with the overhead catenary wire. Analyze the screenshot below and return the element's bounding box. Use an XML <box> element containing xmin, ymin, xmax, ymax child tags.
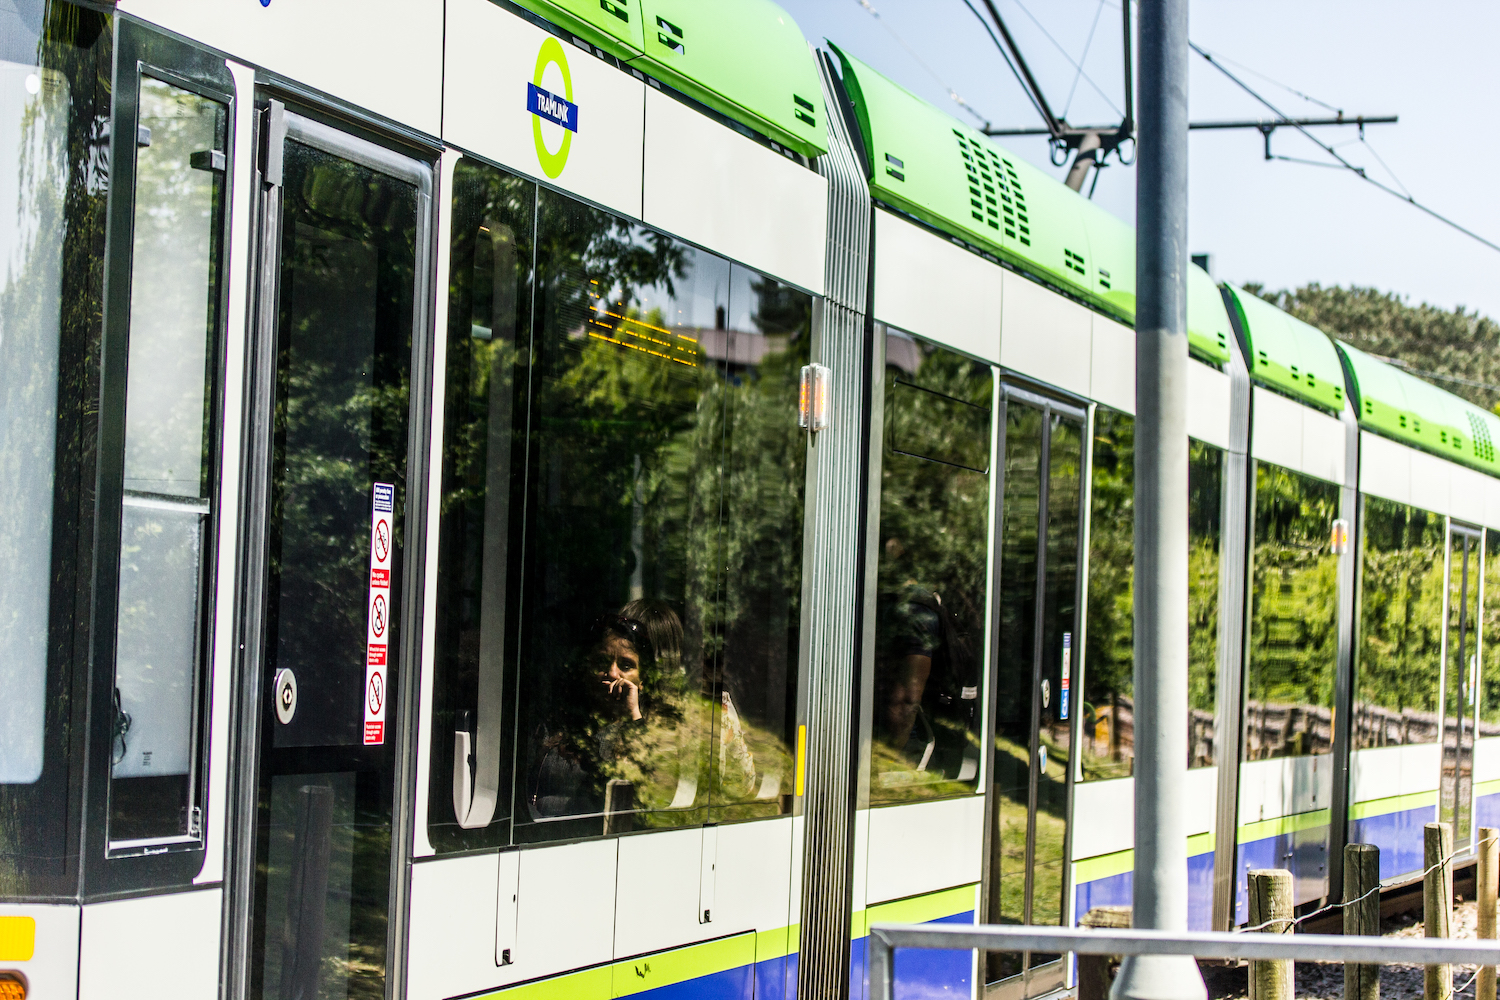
<box><xmin>1198</xmin><ymin>46</ymin><xmax>1345</xmax><ymax>118</ymax></box>
<box><xmin>1062</xmin><ymin>0</ymin><xmax>1108</xmax><ymax>120</ymax></box>
<box><xmin>1006</xmin><ymin>0</ymin><xmax>1124</xmax><ymax>117</ymax></box>
<box><xmin>1190</xmin><ymin>41</ymin><xmax>1500</xmax><ymax>256</ymax></box>
<box><xmin>957</xmin><ymin>0</ymin><xmax>1051</xmax><ymax>128</ymax></box>
<box><xmin>851</xmin><ymin>0</ymin><xmax>995</xmax><ymax>129</ymax></box>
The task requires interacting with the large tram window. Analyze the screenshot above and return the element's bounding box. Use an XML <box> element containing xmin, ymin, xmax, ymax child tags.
<box><xmin>1353</xmin><ymin>497</ymin><xmax>1446</xmax><ymax>748</ymax></box>
<box><xmin>516</xmin><ymin>193</ymin><xmax>715</xmax><ymax>843</ymax></box>
<box><xmin>0</xmin><ymin>52</ymin><xmax>71</xmax><ymax>787</ymax></box>
<box><xmin>1243</xmin><ymin>465</ymin><xmax>1340</xmax><ymax>760</ymax></box>
<box><xmin>1079</xmin><ymin>409</ymin><xmax>1223</xmax><ymax>780</ymax></box>
<box><xmin>106</xmin><ymin>78</ymin><xmax>227</xmax><ymax>849</ymax></box>
<box><xmin>431</xmin><ymin>165</ymin><xmax>807</xmax><ymax>848</ymax></box>
<box><xmin>0</xmin><ymin>8</ymin><xmax>110</xmax><ymax>893</ymax></box>
<box><xmin>868</xmin><ymin>330</ymin><xmax>991</xmax><ymax>805</ymax></box>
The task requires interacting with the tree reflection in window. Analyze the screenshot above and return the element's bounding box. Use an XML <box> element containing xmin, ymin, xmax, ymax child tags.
<box><xmin>868</xmin><ymin>331</ymin><xmax>991</xmax><ymax>805</ymax></box>
<box><xmin>1354</xmin><ymin>496</ymin><xmax>1446</xmax><ymax>747</ymax></box>
<box><xmin>1080</xmin><ymin>409</ymin><xmax>1223</xmax><ymax>780</ymax></box>
<box><xmin>431</xmin><ymin>161</ymin><xmax>808</xmax><ymax>849</ymax></box>
<box><xmin>1243</xmin><ymin>464</ymin><xmax>1340</xmax><ymax>760</ymax></box>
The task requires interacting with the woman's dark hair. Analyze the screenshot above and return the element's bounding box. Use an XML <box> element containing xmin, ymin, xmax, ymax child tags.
<box><xmin>592</xmin><ymin>613</ymin><xmax>655</xmax><ymax>669</ymax></box>
<box><xmin>618</xmin><ymin>598</ymin><xmax>684</xmax><ymax>675</ymax></box>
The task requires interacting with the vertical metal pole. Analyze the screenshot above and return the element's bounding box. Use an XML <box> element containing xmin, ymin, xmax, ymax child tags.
<box><xmin>870</xmin><ymin>931</ymin><xmax>894</xmax><ymax>1000</ymax></box>
<box><xmin>1112</xmin><ymin>0</ymin><xmax>1205</xmax><ymax>996</ymax></box>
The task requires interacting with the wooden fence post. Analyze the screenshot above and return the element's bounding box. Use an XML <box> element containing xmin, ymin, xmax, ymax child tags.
<box><xmin>1344</xmin><ymin>842</ymin><xmax>1380</xmax><ymax>1000</ymax></box>
<box><xmin>1480</xmin><ymin>826</ymin><xmax>1498</xmax><ymax>1000</ymax></box>
<box><xmin>1249</xmin><ymin>869</ymin><xmax>1294</xmax><ymax>1000</ymax></box>
<box><xmin>1425</xmin><ymin>822</ymin><xmax>1453</xmax><ymax>1000</ymax></box>
<box><xmin>1077</xmin><ymin>905</ymin><xmax>1131</xmax><ymax>1000</ymax></box>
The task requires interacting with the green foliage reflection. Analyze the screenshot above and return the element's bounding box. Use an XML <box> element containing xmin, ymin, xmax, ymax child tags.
<box><xmin>1080</xmin><ymin>410</ymin><xmax>1223</xmax><ymax>780</ymax></box>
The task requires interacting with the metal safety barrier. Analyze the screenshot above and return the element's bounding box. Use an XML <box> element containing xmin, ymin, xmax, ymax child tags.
<box><xmin>867</xmin><ymin>923</ymin><xmax>1500</xmax><ymax>1000</ymax></box>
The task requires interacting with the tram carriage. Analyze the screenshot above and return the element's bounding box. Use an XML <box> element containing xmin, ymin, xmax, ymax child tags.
<box><xmin>6</xmin><ymin>1</ymin><xmax>1500</xmax><ymax>999</ymax></box>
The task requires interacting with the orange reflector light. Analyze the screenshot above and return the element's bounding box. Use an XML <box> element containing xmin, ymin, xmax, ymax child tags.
<box><xmin>798</xmin><ymin>364</ymin><xmax>831</xmax><ymax>432</ymax></box>
<box><xmin>1330</xmin><ymin>517</ymin><xmax>1350</xmax><ymax>555</ymax></box>
<box><xmin>0</xmin><ymin>973</ymin><xmax>25</xmax><ymax>1000</ymax></box>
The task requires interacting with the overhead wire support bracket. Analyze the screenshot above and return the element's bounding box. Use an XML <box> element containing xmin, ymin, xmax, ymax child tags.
<box><xmin>967</xmin><ymin>0</ymin><xmax>1135</xmax><ymax>192</ymax></box>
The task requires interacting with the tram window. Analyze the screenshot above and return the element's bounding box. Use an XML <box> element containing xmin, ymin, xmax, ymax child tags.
<box><xmin>0</xmin><ymin>55</ymin><xmax>70</xmax><ymax>786</ymax></box>
<box><xmin>1482</xmin><ymin>529</ymin><xmax>1500</xmax><ymax>735</ymax></box>
<box><xmin>707</xmin><ymin>263</ymin><xmax>809</xmax><ymax>822</ymax></box>
<box><xmin>1242</xmin><ymin>465</ymin><xmax>1340</xmax><ymax>761</ymax></box>
<box><xmin>430</xmin><ymin>165</ymin><xmax>808</xmax><ymax>848</ymax></box>
<box><xmin>868</xmin><ymin>330</ymin><xmax>991</xmax><ymax>805</ymax></box>
<box><xmin>1353</xmin><ymin>497</ymin><xmax>1445</xmax><ymax>747</ymax></box>
<box><xmin>1079</xmin><ymin>409</ymin><xmax>1223</xmax><ymax>780</ymax></box>
<box><xmin>106</xmin><ymin>78</ymin><xmax>227</xmax><ymax>847</ymax></box>
<box><xmin>0</xmin><ymin>7</ymin><xmax>109</xmax><ymax>892</ymax></box>
<box><xmin>428</xmin><ymin>160</ymin><xmax>536</xmax><ymax>850</ymax></box>
<box><xmin>515</xmin><ymin>197</ymin><xmax>720</xmax><ymax>843</ymax></box>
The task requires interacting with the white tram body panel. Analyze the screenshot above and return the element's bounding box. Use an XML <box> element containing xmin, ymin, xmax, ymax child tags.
<box><xmin>78</xmin><ymin>891</ymin><xmax>222</xmax><ymax>1000</ymax></box>
<box><xmin>443</xmin><ymin>0</ymin><xmax>645</xmax><ymax>220</ymax></box>
<box><xmin>117</xmin><ymin>0</ymin><xmax>443</xmax><ymax>134</ymax></box>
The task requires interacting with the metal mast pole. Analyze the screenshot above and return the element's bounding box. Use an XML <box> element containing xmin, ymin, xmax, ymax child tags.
<box><xmin>1111</xmin><ymin>0</ymin><xmax>1206</xmax><ymax>997</ymax></box>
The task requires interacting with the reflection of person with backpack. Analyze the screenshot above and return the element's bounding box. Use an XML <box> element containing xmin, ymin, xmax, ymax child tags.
<box><xmin>877</xmin><ymin>580</ymin><xmax>980</xmax><ymax>776</ymax></box>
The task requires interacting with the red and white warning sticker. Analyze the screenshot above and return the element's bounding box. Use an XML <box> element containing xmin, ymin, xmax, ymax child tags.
<box><xmin>365</xmin><ymin>482</ymin><xmax>395</xmax><ymax>746</ymax></box>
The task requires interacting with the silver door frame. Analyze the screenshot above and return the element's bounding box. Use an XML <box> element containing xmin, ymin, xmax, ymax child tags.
<box><xmin>222</xmin><ymin>97</ymin><xmax>435</xmax><ymax>1000</ymax></box>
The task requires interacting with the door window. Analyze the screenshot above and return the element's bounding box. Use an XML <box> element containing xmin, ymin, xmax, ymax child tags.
<box><xmin>868</xmin><ymin>330</ymin><xmax>992</xmax><ymax>804</ymax></box>
<box><xmin>249</xmin><ymin>116</ymin><xmax>427</xmax><ymax>1000</ymax></box>
<box><xmin>1481</xmin><ymin>529</ymin><xmax>1500</xmax><ymax>736</ymax></box>
<box><xmin>1441</xmin><ymin>526</ymin><xmax>1481</xmax><ymax>842</ymax></box>
<box><xmin>984</xmin><ymin>393</ymin><xmax>1085</xmax><ymax>992</ymax></box>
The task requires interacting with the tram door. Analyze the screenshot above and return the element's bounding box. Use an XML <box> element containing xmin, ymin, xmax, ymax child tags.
<box><xmin>983</xmin><ymin>390</ymin><xmax>1085</xmax><ymax>997</ymax></box>
<box><xmin>240</xmin><ymin>105</ymin><xmax>431</xmax><ymax>1000</ymax></box>
<box><xmin>1441</xmin><ymin>523</ymin><xmax>1482</xmax><ymax>845</ymax></box>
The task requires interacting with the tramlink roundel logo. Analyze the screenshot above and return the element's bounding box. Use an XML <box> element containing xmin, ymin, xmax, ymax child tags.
<box><xmin>529</xmin><ymin>37</ymin><xmax>578</xmax><ymax>179</ymax></box>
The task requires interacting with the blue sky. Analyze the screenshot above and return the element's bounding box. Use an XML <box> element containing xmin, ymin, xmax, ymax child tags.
<box><xmin>780</xmin><ymin>0</ymin><xmax>1500</xmax><ymax>319</ymax></box>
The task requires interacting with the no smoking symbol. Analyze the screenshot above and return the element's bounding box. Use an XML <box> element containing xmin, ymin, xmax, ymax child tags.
<box><xmin>368</xmin><ymin>672</ymin><xmax>383</xmax><ymax>713</ymax></box>
<box><xmin>374</xmin><ymin>518</ymin><xmax>390</xmax><ymax>563</ymax></box>
<box><xmin>371</xmin><ymin>593</ymin><xmax>388</xmax><ymax>638</ymax></box>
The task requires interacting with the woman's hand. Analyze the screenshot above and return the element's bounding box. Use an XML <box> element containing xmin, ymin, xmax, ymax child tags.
<box><xmin>604</xmin><ymin>673</ymin><xmax>643</xmax><ymax>720</ymax></box>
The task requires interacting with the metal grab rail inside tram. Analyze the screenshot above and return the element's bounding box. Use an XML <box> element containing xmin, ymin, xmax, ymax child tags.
<box><xmin>867</xmin><ymin>923</ymin><xmax>1500</xmax><ymax>1000</ymax></box>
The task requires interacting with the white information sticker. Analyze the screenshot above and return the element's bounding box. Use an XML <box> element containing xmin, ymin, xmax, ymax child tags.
<box><xmin>364</xmin><ymin>482</ymin><xmax>395</xmax><ymax>746</ymax></box>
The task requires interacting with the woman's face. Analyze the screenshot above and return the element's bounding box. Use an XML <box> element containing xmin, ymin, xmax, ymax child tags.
<box><xmin>598</xmin><ymin>634</ymin><xmax>641</xmax><ymax>687</ymax></box>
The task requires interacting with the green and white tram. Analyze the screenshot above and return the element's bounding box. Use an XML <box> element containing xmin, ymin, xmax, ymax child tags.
<box><xmin>6</xmin><ymin>1</ymin><xmax>1500</xmax><ymax>999</ymax></box>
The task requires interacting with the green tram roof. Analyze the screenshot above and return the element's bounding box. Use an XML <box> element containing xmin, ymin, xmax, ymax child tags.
<box><xmin>1223</xmin><ymin>284</ymin><xmax>1346</xmax><ymax>413</ymax></box>
<box><xmin>831</xmin><ymin>45</ymin><xmax>1230</xmax><ymax>365</ymax></box>
<box><xmin>1224</xmin><ymin>284</ymin><xmax>1500</xmax><ymax>478</ymax></box>
<box><xmin>1337</xmin><ymin>340</ymin><xmax>1500</xmax><ymax>477</ymax></box>
<box><xmin>513</xmin><ymin>0</ymin><xmax>828</xmax><ymax>157</ymax></box>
